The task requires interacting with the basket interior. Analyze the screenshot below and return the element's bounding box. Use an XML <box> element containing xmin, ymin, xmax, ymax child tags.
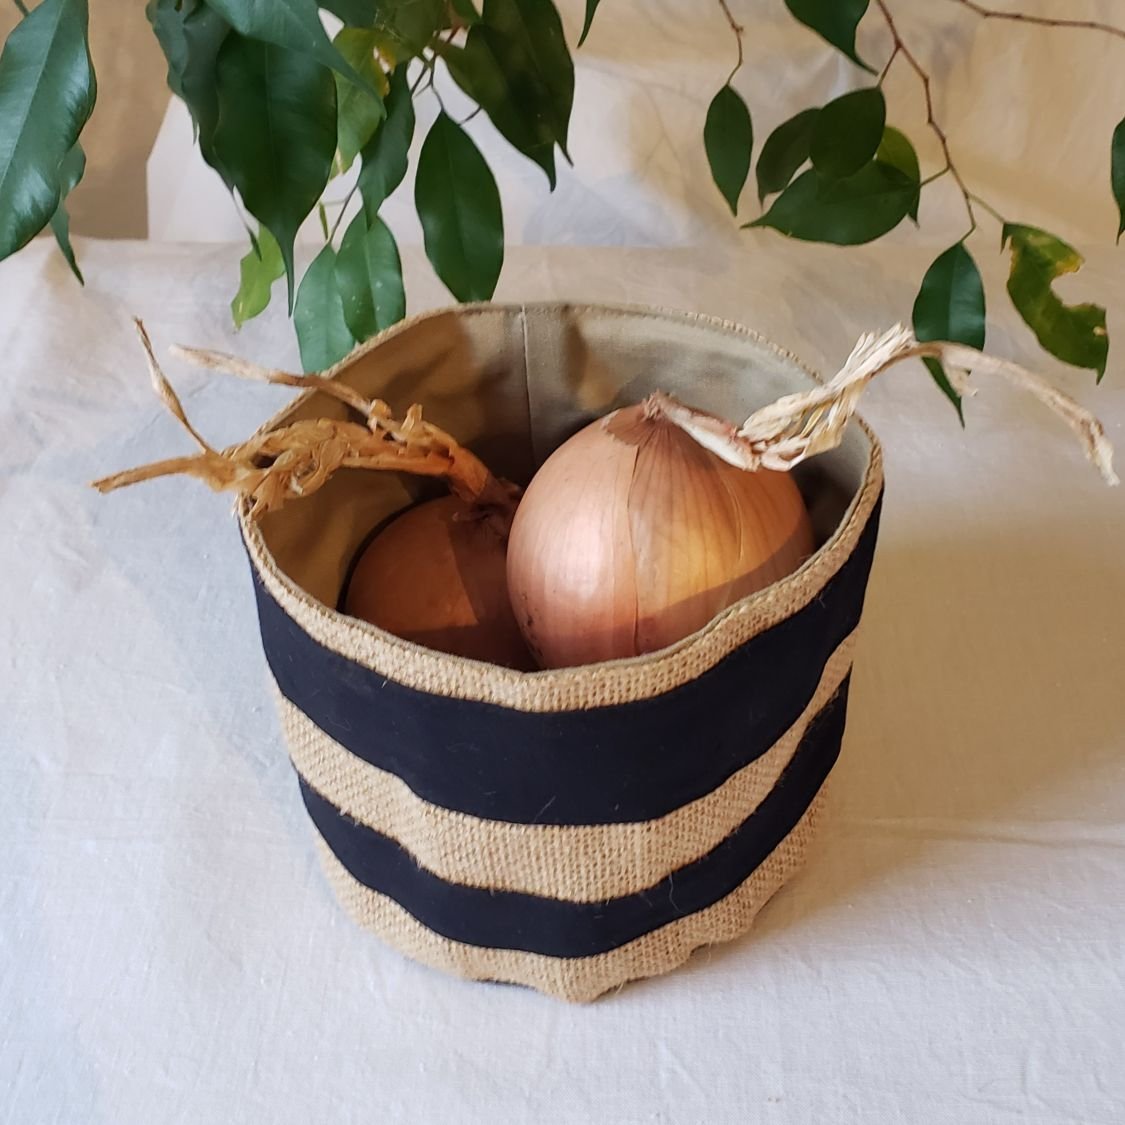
<box><xmin>257</xmin><ymin>304</ymin><xmax>874</xmax><ymax>613</ymax></box>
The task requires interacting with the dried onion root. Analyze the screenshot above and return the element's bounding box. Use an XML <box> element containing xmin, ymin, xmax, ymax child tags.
<box><xmin>92</xmin><ymin>320</ymin><xmax>520</xmax><ymax>525</ymax></box>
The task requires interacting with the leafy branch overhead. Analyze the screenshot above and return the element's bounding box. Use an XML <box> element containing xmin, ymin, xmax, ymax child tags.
<box><xmin>0</xmin><ymin>0</ymin><xmax>1120</xmax><ymax>392</ymax></box>
<box><xmin>705</xmin><ymin>0</ymin><xmax>1120</xmax><ymax>407</ymax></box>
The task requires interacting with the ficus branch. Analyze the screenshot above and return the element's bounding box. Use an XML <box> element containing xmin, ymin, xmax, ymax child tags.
<box><xmin>877</xmin><ymin>43</ymin><xmax>900</xmax><ymax>85</ymax></box>
<box><xmin>327</xmin><ymin>181</ymin><xmax>360</xmax><ymax>243</ymax></box>
<box><xmin>875</xmin><ymin>0</ymin><xmax>1005</xmax><ymax>239</ymax></box>
<box><xmin>717</xmin><ymin>0</ymin><xmax>744</xmax><ymax>85</ymax></box>
<box><xmin>950</xmin><ymin>0</ymin><xmax>1125</xmax><ymax>43</ymax></box>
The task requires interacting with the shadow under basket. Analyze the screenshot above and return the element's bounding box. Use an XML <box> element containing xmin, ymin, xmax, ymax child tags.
<box><xmin>239</xmin><ymin>303</ymin><xmax>884</xmax><ymax>1003</ymax></box>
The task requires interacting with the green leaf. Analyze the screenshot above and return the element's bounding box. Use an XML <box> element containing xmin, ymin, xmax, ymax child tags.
<box><xmin>704</xmin><ymin>85</ymin><xmax>753</xmax><ymax>216</ymax></box>
<box><xmin>912</xmin><ymin>243</ymin><xmax>986</xmax><ymax>421</ymax></box>
<box><xmin>333</xmin><ymin>28</ymin><xmax>386</xmax><ymax>175</ymax></box>
<box><xmin>810</xmin><ymin>87</ymin><xmax>885</xmax><ymax>180</ymax></box>
<box><xmin>294</xmin><ymin>244</ymin><xmax>356</xmax><ymax>373</ymax></box>
<box><xmin>0</xmin><ymin>0</ymin><xmax>96</xmax><ymax>263</ymax></box>
<box><xmin>444</xmin><ymin>0</ymin><xmax>574</xmax><ymax>184</ymax></box>
<box><xmin>784</xmin><ymin>0</ymin><xmax>873</xmax><ymax>73</ymax></box>
<box><xmin>415</xmin><ymin>111</ymin><xmax>504</xmax><ymax>302</ymax></box>
<box><xmin>335</xmin><ymin>211</ymin><xmax>406</xmax><ymax>341</ymax></box>
<box><xmin>1112</xmin><ymin>116</ymin><xmax>1124</xmax><ymax>243</ymax></box>
<box><xmin>212</xmin><ymin>35</ymin><xmax>338</xmax><ymax>308</ymax></box>
<box><xmin>204</xmin><ymin>0</ymin><xmax>374</xmax><ymax>90</ymax></box>
<box><xmin>1002</xmin><ymin>223</ymin><xmax>1109</xmax><ymax>381</ymax></box>
<box><xmin>373</xmin><ymin>0</ymin><xmax>445</xmax><ymax>57</ymax></box>
<box><xmin>357</xmin><ymin>64</ymin><xmax>414</xmax><ymax>223</ymax></box>
<box><xmin>320</xmin><ymin>0</ymin><xmax>378</xmax><ymax>24</ymax></box>
<box><xmin>876</xmin><ymin>124</ymin><xmax>920</xmax><ymax>221</ymax></box>
<box><xmin>231</xmin><ymin>226</ymin><xmax>285</xmax><ymax>328</ymax></box>
<box><xmin>746</xmin><ymin>163</ymin><xmax>914</xmax><ymax>245</ymax></box>
<box><xmin>756</xmin><ymin>107</ymin><xmax>818</xmax><ymax>203</ymax></box>
<box><xmin>146</xmin><ymin>0</ymin><xmax>230</xmax><ymax>173</ymax></box>
<box><xmin>451</xmin><ymin>0</ymin><xmax>481</xmax><ymax>25</ymax></box>
<box><xmin>48</xmin><ymin>142</ymin><xmax>85</xmax><ymax>283</ymax></box>
<box><xmin>578</xmin><ymin>0</ymin><xmax>601</xmax><ymax>46</ymax></box>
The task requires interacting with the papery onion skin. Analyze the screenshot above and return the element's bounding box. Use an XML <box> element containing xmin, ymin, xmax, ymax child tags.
<box><xmin>346</xmin><ymin>495</ymin><xmax>536</xmax><ymax>670</ymax></box>
<box><xmin>506</xmin><ymin>400</ymin><xmax>815</xmax><ymax>670</ymax></box>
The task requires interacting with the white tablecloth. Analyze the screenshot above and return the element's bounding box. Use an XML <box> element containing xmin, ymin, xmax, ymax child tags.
<box><xmin>2</xmin><ymin>236</ymin><xmax>1123</xmax><ymax>1124</ymax></box>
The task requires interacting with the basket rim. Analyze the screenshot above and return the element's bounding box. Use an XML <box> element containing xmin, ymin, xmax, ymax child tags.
<box><xmin>238</xmin><ymin>301</ymin><xmax>884</xmax><ymax>710</ymax></box>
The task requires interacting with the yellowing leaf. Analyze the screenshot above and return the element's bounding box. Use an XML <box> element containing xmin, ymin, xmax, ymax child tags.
<box><xmin>333</xmin><ymin>28</ymin><xmax>386</xmax><ymax>175</ymax></box>
<box><xmin>1002</xmin><ymin>223</ymin><xmax>1109</xmax><ymax>381</ymax></box>
<box><xmin>231</xmin><ymin>226</ymin><xmax>284</xmax><ymax>328</ymax></box>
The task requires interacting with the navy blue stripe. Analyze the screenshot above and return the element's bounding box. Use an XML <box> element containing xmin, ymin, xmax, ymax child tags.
<box><xmin>300</xmin><ymin>677</ymin><xmax>849</xmax><ymax>959</ymax></box>
<box><xmin>253</xmin><ymin>493</ymin><xmax>880</xmax><ymax>827</ymax></box>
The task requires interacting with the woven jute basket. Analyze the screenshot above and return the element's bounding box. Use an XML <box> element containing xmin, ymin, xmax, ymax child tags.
<box><xmin>239</xmin><ymin>302</ymin><xmax>884</xmax><ymax>1003</ymax></box>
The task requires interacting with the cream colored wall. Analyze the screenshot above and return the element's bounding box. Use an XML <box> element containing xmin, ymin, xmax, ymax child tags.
<box><xmin>0</xmin><ymin>0</ymin><xmax>167</xmax><ymax>238</ymax></box>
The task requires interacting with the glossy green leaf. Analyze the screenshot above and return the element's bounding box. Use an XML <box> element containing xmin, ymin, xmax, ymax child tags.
<box><xmin>488</xmin><ymin>0</ymin><xmax>571</xmax><ymax>160</ymax></box>
<box><xmin>443</xmin><ymin>36</ymin><xmax>555</xmax><ymax>186</ymax></box>
<box><xmin>756</xmin><ymin>107</ymin><xmax>818</xmax><ymax>203</ymax></box>
<box><xmin>810</xmin><ymin>87</ymin><xmax>885</xmax><ymax>180</ymax></box>
<box><xmin>1112</xmin><ymin>116</ymin><xmax>1124</xmax><ymax>243</ymax></box>
<box><xmin>212</xmin><ymin>35</ymin><xmax>338</xmax><ymax>307</ymax></box>
<box><xmin>373</xmin><ymin>0</ymin><xmax>445</xmax><ymax>57</ymax></box>
<box><xmin>205</xmin><ymin>0</ymin><xmax>373</xmax><ymax>89</ymax></box>
<box><xmin>333</xmin><ymin>28</ymin><xmax>385</xmax><ymax>174</ymax></box>
<box><xmin>443</xmin><ymin>0</ymin><xmax>572</xmax><ymax>188</ymax></box>
<box><xmin>231</xmin><ymin>226</ymin><xmax>285</xmax><ymax>328</ymax></box>
<box><xmin>294</xmin><ymin>244</ymin><xmax>356</xmax><ymax>372</ymax></box>
<box><xmin>415</xmin><ymin>112</ymin><xmax>504</xmax><ymax>302</ymax></box>
<box><xmin>48</xmin><ymin>142</ymin><xmax>85</xmax><ymax>283</ymax></box>
<box><xmin>335</xmin><ymin>211</ymin><xmax>406</xmax><ymax>341</ymax></box>
<box><xmin>784</xmin><ymin>0</ymin><xmax>873</xmax><ymax>73</ymax></box>
<box><xmin>704</xmin><ymin>85</ymin><xmax>753</xmax><ymax>216</ymax></box>
<box><xmin>578</xmin><ymin>0</ymin><xmax>601</xmax><ymax>46</ymax></box>
<box><xmin>319</xmin><ymin>0</ymin><xmax>378</xmax><ymax>24</ymax></box>
<box><xmin>0</xmin><ymin>0</ymin><xmax>96</xmax><ymax>263</ymax></box>
<box><xmin>876</xmin><ymin>125</ymin><xmax>920</xmax><ymax>221</ymax></box>
<box><xmin>912</xmin><ymin>242</ymin><xmax>986</xmax><ymax>420</ymax></box>
<box><xmin>357</xmin><ymin>65</ymin><xmax>414</xmax><ymax>223</ymax></box>
<box><xmin>746</xmin><ymin>163</ymin><xmax>914</xmax><ymax>245</ymax></box>
<box><xmin>146</xmin><ymin>0</ymin><xmax>229</xmax><ymax>172</ymax></box>
<box><xmin>1002</xmin><ymin>223</ymin><xmax>1109</xmax><ymax>381</ymax></box>
<box><xmin>451</xmin><ymin>0</ymin><xmax>482</xmax><ymax>25</ymax></box>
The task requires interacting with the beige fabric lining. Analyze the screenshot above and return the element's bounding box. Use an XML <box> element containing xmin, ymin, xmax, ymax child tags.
<box><xmin>312</xmin><ymin>789</ymin><xmax>825</xmax><ymax>1004</ymax></box>
<box><xmin>281</xmin><ymin>631</ymin><xmax>856</xmax><ymax>902</ymax></box>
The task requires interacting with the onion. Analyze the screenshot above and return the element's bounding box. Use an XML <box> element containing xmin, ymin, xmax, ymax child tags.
<box><xmin>346</xmin><ymin>495</ymin><xmax>535</xmax><ymax>670</ymax></box>
<box><xmin>506</xmin><ymin>396</ymin><xmax>814</xmax><ymax>669</ymax></box>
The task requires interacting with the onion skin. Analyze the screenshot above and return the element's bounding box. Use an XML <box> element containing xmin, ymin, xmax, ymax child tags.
<box><xmin>507</xmin><ymin>400</ymin><xmax>815</xmax><ymax>670</ymax></box>
<box><xmin>346</xmin><ymin>496</ymin><xmax>535</xmax><ymax>671</ymax></box>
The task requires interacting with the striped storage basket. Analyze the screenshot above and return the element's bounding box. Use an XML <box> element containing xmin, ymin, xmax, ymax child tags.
<box><xmin>240</xmin><ymin>303</ymin><xmax>884</xmax><ymax>1003</ymax></box>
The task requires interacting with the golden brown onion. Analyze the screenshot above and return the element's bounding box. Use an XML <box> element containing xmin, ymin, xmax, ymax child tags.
<box><xmin>346</xmin><ymin>496</ymin><xmax>535</xmax><ymax>670</ymax></box>
<box><xmin>506</xmin><ymin>398</ymin><xmax>814</xmax><ymax>669</ymax></box>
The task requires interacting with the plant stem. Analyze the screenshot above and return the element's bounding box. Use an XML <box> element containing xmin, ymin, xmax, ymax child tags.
<box><xmin>328</xmin><ymin>181</ymin><xmax>360</xmax><ymax>243</ymax></box>
<box><xmin>878</xmin><ymin>43</ymin><xmax>900</xmax><ymax>85</ymax></box>
<box><xmin>950</xmin><ymin>0</ymin><xmax>1125</xmax><ymax>42</ymax></box>
<box><xmin>717</xmin><ymin>0</ymin><xmax>745</xmax><ymax>85</ymax></box>
<box><xmin>875</xmin><ymin>0</ymin><xmax>1006</xmax><ymax>238</ymax></box>
<box><xmin>12</xmin><ymin>0</ymin><xmax>29</xmax><ymax>17</ymax></box>
<box><xmin>968</xmin><ymin>191</ymin><xmax>1006</xmax><ymax>224</ymax></box>
<box><xmin>410</xmin><ymin>56</ymin><xmax>436</xmax><ymax>96</ymax></box>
